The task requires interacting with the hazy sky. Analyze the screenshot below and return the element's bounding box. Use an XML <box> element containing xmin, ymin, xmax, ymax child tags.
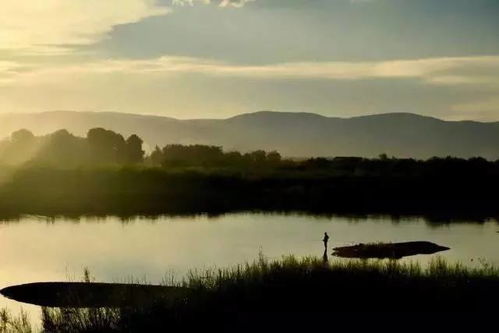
<box><xmin>1</xmin><ymin>0</ymin><xmax>499</xmax><ymax>120</ymax></box>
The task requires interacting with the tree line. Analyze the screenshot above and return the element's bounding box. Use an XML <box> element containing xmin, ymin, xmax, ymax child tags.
<box><xmin>0</xmin><ymin>129</ymin><xmax>282</xmax><ymax>168</ymax></box>
<box><xmin>1</xmin><ymin>128</ymin><xmax>499</xmax><ymax>177</ymax></box>
<box><xmin>149</xmin><ymin>144</ymin><xmax>281</xmax><ymax>167</ymax></box>
<box><xmin>1</xmin><ymin>128</ymin><xmax>499</xmax><ymax>219</ymax></box>
<box><xmin>0</xmin><ymin>128</ymin><xmax>144</xmax><ymax>167</ymax></box>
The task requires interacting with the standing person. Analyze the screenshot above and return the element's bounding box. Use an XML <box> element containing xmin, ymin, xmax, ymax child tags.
<box><xmin>323</xmin><ymin>232</ymin><xmax>330</xmax><ymax>251</ymax></box>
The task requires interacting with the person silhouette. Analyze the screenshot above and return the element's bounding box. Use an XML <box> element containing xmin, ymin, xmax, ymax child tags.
<box><xmin>323</xmin><ymin>232</ymin><xmax>330</xmax><ymax>251</ymax></box>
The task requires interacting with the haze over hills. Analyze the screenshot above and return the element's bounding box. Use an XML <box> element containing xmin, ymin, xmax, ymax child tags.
<box><xmin>0</xmin><ymin>111</ymin><xmax>498</xmax><ymax>159</ymax></box>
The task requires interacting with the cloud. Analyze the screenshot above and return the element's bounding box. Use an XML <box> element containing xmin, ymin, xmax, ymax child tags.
<box><xmin>2</xmin><ymin>55</ymin><xmax>499</xmax><ymax>121</ymax></box>
<box><xmin>0</xmin><ymin>0</ymin><xmax>256</xmax><ymax>55</ymax></box>
<box><xmin>0</xmin><ymin>61</ymin><xmax>32</xmax><ymax>84</ymax></box>
<box><xmin>172</xmin><ymin>0</ymin><xmax>255</xmax><ymax>7</ymax></box>
<box><xmin>0</xmin><ymin>0</ymin><xmax>170</xmax><ymax>55</ymax></box>
<box><xmin>0</xmin><ymin>61</ymin><xmax>24</xmax><ymax>73</ymax></box>
<box><xmin>8</xmin><ymin>55</ymin><xmax>498</xmax><ymax>87</ymax></box>
<box><xmin>219</xmin><ymin>0</ymin><xmax>255</xmax><ymax>7</ymax></box>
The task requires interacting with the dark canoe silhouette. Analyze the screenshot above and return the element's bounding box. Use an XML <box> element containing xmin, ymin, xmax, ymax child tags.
<box><xmin>0</xmin><ymin>282</ymin><xmax>192</xmax><ymax>308</ymax></box>
<box><xmin>332</xmin><ymin>241</ymin><xmax>450</xmax><ymax>259</ymax></box>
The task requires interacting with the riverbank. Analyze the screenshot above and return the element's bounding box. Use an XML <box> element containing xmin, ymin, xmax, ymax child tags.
<box><xmin>1</xmin><ymin>166</ymin><xmax>499</xmax><ymax>222</ymax></box>
<box><xmin>1</xmin><ymin>255</ymin><xmax>498</xmax><ymax>332</ymax></box>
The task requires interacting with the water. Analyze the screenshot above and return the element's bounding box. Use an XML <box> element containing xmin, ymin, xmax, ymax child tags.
<box><xmin>0</xmin><ymin>213</ymin><xmax>498</xmax><ymax>326</ymax></box>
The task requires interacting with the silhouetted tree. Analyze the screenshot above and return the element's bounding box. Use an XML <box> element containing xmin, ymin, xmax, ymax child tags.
<box><xmin>11</xmin><ymin>129</ymin><xmax>35</xmax><ymax>144</ymax></box>
<box><xmin>379</xmin><ymin>153</ymin><xmax>389</xmax><ymax>161</ymax></box>
<box><xmin>87</xmin><ymin>128</ymin><xmax>126</xmax><ymax>165</ymax></box>
<box><xmin>149</xmin><ymin>146</ymin><xmax>164</xmax><ymax>166</ymax></box>
<box><xmin>33</xmin><ymin>129</ymin><xmax>84</xmax><ymax>166</ymax></box>
<box><xmin>267</xmin><ymin>151</ymin><xmax>282</xmax><ymax>164</ymax></box>
<box><xmin>247</xmin><ymin>150</ymin><xmax>267</xmax><ymax>164</ymax></box>
<box><xmin>0</xmin><ymin>129</ymin><xmax>37</xmax><ymax>165</ymax></box>
<box><xmin>224</xmin><ymin>151</ymin><xmax>244</xmax><ymax>167</ymax></box>
<box><xmin>161</xmin><ymin>144</ymin><xmax>224</xmax><ymax>167</ymax></box>
<box><xmin>124</xmin><ymin>134</ymin><xmax>145</xmax><ymax>164</ymax></box>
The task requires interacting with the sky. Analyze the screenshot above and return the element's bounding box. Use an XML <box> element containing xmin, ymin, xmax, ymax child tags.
<box><xmin>0</xmin><ymin>0</ymin><xmax>499</xmax><ymax>121</ymax></box>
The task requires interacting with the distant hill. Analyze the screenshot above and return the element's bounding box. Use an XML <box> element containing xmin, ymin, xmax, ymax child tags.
<box><xmin>0</xmin><ymin>111</ymin><xmax>498</xmax><ymax>159</ymax></box>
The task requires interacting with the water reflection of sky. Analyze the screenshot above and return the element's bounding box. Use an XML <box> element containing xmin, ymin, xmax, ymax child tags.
<box><xmin>0</xmin><ymin>213</ymin><xmax>498</xmax><ymax>325</ymax></box>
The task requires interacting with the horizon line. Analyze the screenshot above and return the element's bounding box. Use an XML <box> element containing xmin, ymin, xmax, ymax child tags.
<box><xmin>1</xmin><ymin>110</ymin><xmax>498</xmax><ymax>124</ymax></box>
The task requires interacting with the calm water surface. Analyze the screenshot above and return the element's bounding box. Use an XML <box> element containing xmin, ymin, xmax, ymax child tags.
<box><xmin>0</xmin><ymin>213</ymin><xmax>498</xmax><ymax>326</ymax></box>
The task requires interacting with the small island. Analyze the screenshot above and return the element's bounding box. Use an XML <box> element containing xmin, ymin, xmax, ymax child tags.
<box><xmin>332</xmin><ymin>241</ymin><xmax>450</xmax><ymax>259</ymax></box>
<box><xmin>0</xmin><ymin>282</ymin><xmax>191</xmax><ymax>308</ymax></box>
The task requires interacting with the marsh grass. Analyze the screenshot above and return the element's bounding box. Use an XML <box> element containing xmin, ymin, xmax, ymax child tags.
<box><xmin>0</xmin><ymin>309</ymin><xmax>32</xmax><ymax>333</ymax></box>
<box><xmin>183</xmin><ymin>254</ymin><xmax>498</xmax><ymax>289</ymax></box>
<box><xmin>3</xmin><ymin>255</ymin><xmax>498</xmax><ymax>332</ymax></box>
<box><xmin>38</xmin><ymin>255</ymin><xmax>499</xmax><ymax>332</ymax></box>
<box><xmin>1</xmin><ymin>166</ymin><xmax>499</xmax><ymax>222</ymax></box>
<box><xmin>41</xmin><ymin>307</ymin><xmax>119</xmax><ymax>333</ymax></box>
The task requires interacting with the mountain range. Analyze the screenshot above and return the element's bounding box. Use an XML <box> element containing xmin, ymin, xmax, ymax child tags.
<box><xmin>0</xmin><ymin>111</ymin><xmax>498</xmax><ymax>159</ymax></box>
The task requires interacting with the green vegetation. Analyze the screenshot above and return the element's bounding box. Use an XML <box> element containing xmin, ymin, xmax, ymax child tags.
<box><xmin>1</xmin><ymin>128</ymin><xmax>499</xmax><ymax>221</ymax></box>
<box><xmin>2</xmin><ymin>256</ymin><xmax>498</xmax><ymax>332</ymax></box>
<box><xmin>0</xmin><ymin>128</ymin><xmax>144</xmax><ymax>167</ymax></box>
<box><xmin>0</xmin><ymin>163</ymin><xmax>498</xmax><ymax>222</ymax></box>
<box><xmin>150</xmin><ymin>144</ymin><xmax>281</xmax><ymax>168</ymax></box>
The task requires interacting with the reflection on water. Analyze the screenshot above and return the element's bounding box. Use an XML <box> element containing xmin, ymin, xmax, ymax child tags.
<box><xmin>0</xmin><ymin>213</ymin><xmax>498</xmax><ymax>323</ymax></box>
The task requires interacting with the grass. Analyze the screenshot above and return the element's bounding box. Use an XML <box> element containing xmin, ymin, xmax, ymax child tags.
<box><xmin>0</xmin><ymin>309</ymin><xmax>32</xmax><ymax>333</ymax></box>
<box><xmin>1</xmin><ymin>255</ymin><xmax>498</xmax><ymax>332</ymax></box>
<box><xmin>0</xmin><ymin>166</ymin><xmax>498</xmax><ymax>222</ymax></box>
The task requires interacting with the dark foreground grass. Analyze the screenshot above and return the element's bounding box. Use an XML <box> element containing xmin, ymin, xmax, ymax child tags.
<box><xmin>2</xmin><ymin>256</ymin><xmax>499</xmax><ymax>332</ymax></box>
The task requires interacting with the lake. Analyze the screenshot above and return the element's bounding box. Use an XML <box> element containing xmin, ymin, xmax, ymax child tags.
<box><xmin>1</xmin><ymin>213</ymin><xmax>498</xmax><ymax>326</ymax></box>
